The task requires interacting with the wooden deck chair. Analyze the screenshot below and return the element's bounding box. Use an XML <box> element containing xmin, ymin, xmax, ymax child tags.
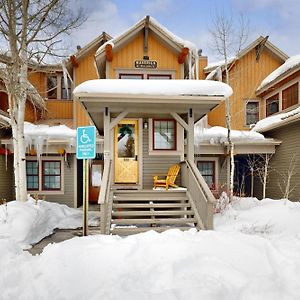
<box><xmin>153</xmin><ymin>164</ymin><xmax>180</xmax><ymax>190</ymax></box>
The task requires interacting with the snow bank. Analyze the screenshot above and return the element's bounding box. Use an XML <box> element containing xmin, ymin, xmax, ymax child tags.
<box><xmin>1</xmin><ymin>229</ymin><xmax>300</xmax><ymax>299</ymax></box>
<box><xmin>74</xmin><ymin>79</ymin><xmax>233</xmax><ymax>98</ymax></box>
<box><xmin>0</xmin><ymin>197</ymin><xmax>99</xmax><ymax>249</ymax></box>
<box><xmin>215</xmin><ymin>197</ymin><xmax>300</xmax><ymax>237</ymax></box>
<box><xmin>204</xmin><ymin>56</ymin><xmax>236</xmax><ymax>71</ymax></box>
<box><xmin>258</xmin><ymin>54</ymin><xmax>300</xmax><ymax>91</ymax></box>
<box><xmin>252</xmin><ymin>106</ymin><xmax>300</xmax><ymax>132</ymax></box>
<box><xmin>195</xmin><ymin>125</ymin><xmax>265</xmax><ymax>144</ymax></box>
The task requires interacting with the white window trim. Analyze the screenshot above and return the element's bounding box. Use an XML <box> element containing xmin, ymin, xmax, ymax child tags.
<box><xmin>115</xmin><ymin>68</ymin><xmax>176</xmax><ymax>79</ymax></box>
<box><xmin>195</xmin><ymin>157</ymin><xmax>219</xmax><ymax>191</ymax></box>
<box><xmin>148</xmin><ymin>118</ymin><xmax>184</xmax><ymax>157</ymax></box>
<box><xmin>244</xmin><ymin>99</ymin><xmax>260</xmax><ymax>127</ymax></box>
<box><xmin>26</xmin><ymin>156</ymin><xmax>65</xmax><ymax>195</ymax></box>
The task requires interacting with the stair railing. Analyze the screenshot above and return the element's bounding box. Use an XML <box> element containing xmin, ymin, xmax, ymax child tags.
<box><xmin>99</xmin><ymin>159</ymin><xmax>113</xmax><ymax>234</ymax></box>
<box><xmin>181</xmin><ymin>160</ymin><xmax>216</xmax><ymax>229</ymax></box>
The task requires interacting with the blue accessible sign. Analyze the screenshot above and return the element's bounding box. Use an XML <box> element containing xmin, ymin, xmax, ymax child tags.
<box><xmin>76</xmin><ymin>126</ymin><xmax>96</xmax><ymax>159</ymax></box>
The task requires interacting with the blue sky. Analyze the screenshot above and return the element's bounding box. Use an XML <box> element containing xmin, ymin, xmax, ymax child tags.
<box><xmin>70</xmin><ymin>0</ymin><xmax>300</xmax><ymax>62</ymax></box>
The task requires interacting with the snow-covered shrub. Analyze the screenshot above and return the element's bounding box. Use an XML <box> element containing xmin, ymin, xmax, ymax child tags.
<box><xmin>215</xmin><ymin>192</ymin><xmax>230</xmax><ymax>214</ymax></box>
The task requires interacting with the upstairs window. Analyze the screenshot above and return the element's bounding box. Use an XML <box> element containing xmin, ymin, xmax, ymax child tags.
<box><xmin>147</xmin><ymin>74</ymin><xmax>172</xmax><ymax>80</ymax></box>
<box><xmin>61</xmin><ymin>77</ymin><xmax>72</xmax><ymax>99</ymax></box>
<box><xmin>153</xmin><ymin>119</ymin><xmax>176</xmax><ymax>150</ymax></box>
<box><xmin>266</xmin><ymin>94</ymin><xmax>279</xmax><ymax>117</ymax></box>
<box><xmin>246</xmin><ymin>101</ymin><xmax>259</xmax><ymax>125</ymax></box>
<box><xmin>47</xmin><ymin>76</ymin><xmax>57</xmax><ymax>99</ymax></box>
<box><xmin>119</xmin><ymin>74</ymin><xmax>143</xmax><ymax>79</ymax></box>
<box><xmin>282</xmin><ymin>83</ymin><xmax>298</xmax><ymax>110</ymax></box>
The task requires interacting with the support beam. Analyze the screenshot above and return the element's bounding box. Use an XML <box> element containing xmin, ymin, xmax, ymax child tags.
<box><xmin>109</xmin><ymin>109</ymin><xmax>129</xmax><ymax>130</ymax></box>
<box><xmin>170</xmin><ymin>112</ymin><xmax>189</xmax><ymax>131</ymax></box>
<box><xmin>187</xmin><ymin>108</ymin><xmax>194</xmax><ymax>161</ymax></box>
<box><xmin>104</xmin><ymin>107</ymin><xmax>110</xmax><ymax>161</ymax></box>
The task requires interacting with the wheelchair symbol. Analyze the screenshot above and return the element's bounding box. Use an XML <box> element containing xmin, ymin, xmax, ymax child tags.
<box><xmin>80</xmin><ymin>130</ymin><xmax>91</xmax><ymax>144</ymax></box>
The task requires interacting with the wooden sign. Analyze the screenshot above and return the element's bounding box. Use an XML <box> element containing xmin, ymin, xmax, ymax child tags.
<box><xmin>135</xmin><ymin>60</ymin><xmax>157</xmax><ymax>69</ymax></box>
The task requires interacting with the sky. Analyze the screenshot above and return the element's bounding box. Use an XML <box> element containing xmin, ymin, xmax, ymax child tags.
<box><xmin>68</xmin><ymin>0</ymin><xmax>300</xmax><ymax>63</ymax></box>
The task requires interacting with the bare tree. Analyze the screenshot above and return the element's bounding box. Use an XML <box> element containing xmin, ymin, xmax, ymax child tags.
<box><xmin>209</xmin><ymin>10</ymin><xmax>249</xmax><ymax>200</ymax></box>
<box><xmin>278</xmin><ymin>154</ymin><xmax>299</xmax><ymax>199</ymax></box>
<box><xmin>0</xmin><ymin>0</ymin><xmax>85</xmax><ymax>201</ymax></box>
<box><xmin>247</xmin><ymin>154</ymin><xmax>273</xmax><ymax>199</ymax></box>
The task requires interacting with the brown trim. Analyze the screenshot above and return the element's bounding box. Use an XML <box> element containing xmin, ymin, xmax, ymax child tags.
<box><xmin>197</xmin><ymin>160</ymin><xmax>216</xmax><ymax>190</ymax></box>
<box><xmin>178</xmin><ymin>47</ymin><xmax>189</xmax><ymax>64</ymax></box>
<box><xmin>119</xmin><ymin>73</ymin><xmax>144</xmax><ymax>79</ymax></box>
<box><xmin>105</xmin><ymin>43</ymin><xmax>113</xmax><ymax>62</ymax></box>
<box><xmin>282</xmin><ymin>82</ymin><xmax>298</xmax><ymax>110</ymax></box>
<box><xmin>42</xmin><ymin>160</ymin><xmax>62</xmax><ymax>191</ymax></box>
<box><xmin>26</xmin><ymin>161</ymin><xmax>39</xmax><ymax>191</ymax></box>
<box><xmin>152</xmin><ymin>119</ymin><xmax>177</xmax><ymax>150</ymax></box>
<box><xmin>146</xmin><ymin>74</ymin><xmax>172</xmax><ymax>80</ymax></box>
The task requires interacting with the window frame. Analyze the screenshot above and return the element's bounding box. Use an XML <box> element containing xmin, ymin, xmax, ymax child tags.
<box><xmin>26</xmin><ymin>161</ymin><xmax>39</xmax><ymax>191</ymax></box>
<box><xmin>245</xmin><ymin>100</ymin><xmax>260</xmax><ymax>126</ymax></box>
<box><xmin>26</xmin><ymin>156</ymin><xmax>64</xmax><ymax>194</ymax></box>
<box><xmin>197</xmin><ymin>160</ymin><xmax>217</xmax><ymax>190</ymax></box>
<box><xmin>119</xmin><ymin>73</ymin><xmax>144</xmax><ymax>79</ymax></box>
<box><xmin>42</xmin><ymin>160</ymin><xmax>62</xmax><ymax>191</ymax></box>
<box><xmin>152</xmin><ymin>119</ymin><xmax>177</xmax><ymax>151</ymax></box>
<box><xmin>282</xmin><ymin>82</ymin><xmax>299</xmax><ymax>110</ymax></box>
<box><xmin>147</xmin><ymin>74</ymin><xmax>172</xmax><ymax>80</ymax></box>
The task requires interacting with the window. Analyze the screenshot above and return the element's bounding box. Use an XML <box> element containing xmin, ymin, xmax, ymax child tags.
<box><xmin>282</xmin><ymin>83</ymin><xmax>298</xmax><ymax>110</ymax></box>
<box><xmin>42</xmin><ymin>161</ymin><xmax>61</xmax><ymax>190</ymax></box>
<box><xmin>26</xmin><ymin>161</ymin><xmax>39</xmax><ymax>190</ymax></box>
<box><xmin>153</xmin><ymin>119</ymin><xmax>176</xmax><ymax>150</ymax></box>
<box><xmin>47</xmin><ymin>76</ymin><xmax>57</xmax><ymax>99</ymax></box>
<box><xmin>246</xmin><ymin>101</ymin><xmax>259</xmax><ymax>125</ymax></box>
<box><xmin>197</xmin><ymin>161</ymin><xmax>215</xmax><ymax>190</ymax></box>
<box><xmin>119</xmin><ymin>74</ymin><xmax>143</xmax><ymax>79</ymax></box>
<box><xmin>147</xmin><ymin>74</ymin><xmax>172</xmax><ymax>80</ymax></box>
<box><xmin>26</xmin><ymin>158</ymin><xmax>63</xmax><ymax>193</ymax></box>
<box><xmin>266</xmin><ymin>94</ymin><xmax>279</xmax><ymax>117</ymax></box>
<box><xmin>61</xmin><ymin>77</ymin><xmax>72</xmax><ymax>99</ymax></box>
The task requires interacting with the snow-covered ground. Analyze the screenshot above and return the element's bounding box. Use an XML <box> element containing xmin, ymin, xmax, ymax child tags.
<box><xmin>0</xmin><ymin>196</ymin><xmax>99</xmax><ymax>249</ymax></box>
<box><xmin>1</xmin><ymin>196</ymin><xmax>300</xmax><ymax>299</ymax></box>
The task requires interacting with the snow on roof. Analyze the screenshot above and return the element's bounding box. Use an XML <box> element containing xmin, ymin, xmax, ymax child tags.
<box><xmin>195</xmin><ymin>126</ymin><xmax>265</xmax><ymax>145</ymax></box>
<box><xmin>204</xmin><ymin>57</ymin><xmax>236</xmax><ymax>72</ymax></box>
<box><xmin>96</xmin><ymin>16</ymin><xmax>198</xmax><ymax>57</ymax></box>
<box><xmin>257</xmin><ymin>54</ymin><xmax>300</xmax><ymax>92</ymax></box>
<box><xmin>252</xmin><ymin>106</ymin><xmax>300</xmax><ymax>132</ymax></box>
<box><xmin>73</xmin><ymin>79</ymin><xmax>233</xmax><ymax>98</ymax></box>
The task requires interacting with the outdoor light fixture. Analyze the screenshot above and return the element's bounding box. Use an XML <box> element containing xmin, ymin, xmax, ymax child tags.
<box><xmin>143</xmin><ymin>120</ymin><xmax>148</xmax><ymax>129</ymax></box>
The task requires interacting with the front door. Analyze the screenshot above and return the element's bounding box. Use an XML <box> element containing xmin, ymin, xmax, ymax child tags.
<box><xmin>114</xmin><ymin>119</ymin><xmax>139</xmax><ymax>184</ymax></box>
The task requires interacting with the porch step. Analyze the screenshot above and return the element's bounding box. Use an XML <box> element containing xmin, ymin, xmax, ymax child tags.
<box><xmin>109</xmin><ymin>190</ymin><xmax>198</xmax><ymax>235</ymax></box>
<box><xmin>110</xmin><ymin>226</ymin><xmax>194</xmax><ymax>235</ymax></box>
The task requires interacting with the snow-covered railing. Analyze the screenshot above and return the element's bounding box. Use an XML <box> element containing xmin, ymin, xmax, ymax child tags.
<box><xmin>181</xmin><ymin>160</ymin><xmax>216</xmax><ymax>230</ymax></box>
<box><xmin>99</xmin><ymin>159</ymin><xmax>113</xmax><ymax>234</ymax></box>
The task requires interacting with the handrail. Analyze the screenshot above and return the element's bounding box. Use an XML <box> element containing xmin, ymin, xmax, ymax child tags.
<box><xmin>186</xmin><ymin>160</ymin><xmax>216</xmax><ymax>205</ymax></box>
<box><xmin>182</xmin><ymin>160</ymin><xmax>216</xmax><ymax>229</ymax></box>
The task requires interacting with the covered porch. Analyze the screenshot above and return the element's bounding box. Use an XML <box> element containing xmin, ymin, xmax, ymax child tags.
<box><xmin>74</xmin><ymin>79</ymin><xmax>232</xmax><ymax>234</ymax></box>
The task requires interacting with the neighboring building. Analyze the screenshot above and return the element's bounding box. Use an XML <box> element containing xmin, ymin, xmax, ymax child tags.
<box><xmin>205</xmin><ymin>36</ymin><xmax>288</xmax><ymax>130</ymax></box>
<box><xmin>253</xmin><ymin>55</ymin><xmax>300</xmax><ymax>201</ymax></box>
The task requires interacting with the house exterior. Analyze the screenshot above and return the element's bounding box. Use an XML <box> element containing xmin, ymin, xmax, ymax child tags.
<box><xmin>205</xmin><ymin>36</ymin><xmax>288</xmax><ymax>130</ymax></box>
<box><xmin>253</xmin><ymin>55</ymin><xmax>300</xmax><ymax>201</ymax></box>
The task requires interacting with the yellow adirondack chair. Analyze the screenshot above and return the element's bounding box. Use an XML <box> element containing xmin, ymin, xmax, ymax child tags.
<box><xmin>153</xmin><ymin>164</ymin><xmax>180</xmax><ymax>190</ymax></box>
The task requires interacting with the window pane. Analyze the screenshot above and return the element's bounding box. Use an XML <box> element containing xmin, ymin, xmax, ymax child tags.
<box><xmin>153</xmin><ymin>120</ymin><xmax>176</xmax><ymax>150</ymax></box>
<box><xmin>42</xmin><ymin>161</ymin><xmax>61</xmax><ymax>190</ymax></box>
<box><xmin>282</xmin><ymin>83</ymin><xmax>298</xmax><ymax>110</ymax></box>
<box><xmin>119</xmin><ymin>74</ymin><xmax>143</xmax><ymax>79</ymax></box>
<box><xmin>197</xmin><ymin>161</ymin><xmax>215</xmax><ymax>189</ymax></box>
<box><xmin>147</xmin><ymin>75</ymin><xmax>171</xmax><ymax>80</ymax></box>
<box><xmin>266</xmin><ymin>94</ymin><xmax>279</xmax><ymax>116</ymax></box>
<box><xmin>47</xmin><ymin>76</ymin><xmax>57</xmax><ymax>99</ymax></box>
<box><xmin>246</xmin><ymin>101</ymin><xmax>259</xmax><ymax>125</ymax></box>
<box><xmin>117</xmin><ymin>124</ymin><xmax>136</xmax><ymax>158</ymax></box>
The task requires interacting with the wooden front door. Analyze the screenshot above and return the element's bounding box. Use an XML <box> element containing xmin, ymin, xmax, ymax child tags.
<box><xmin>89</xmin><ymin>160</ymin><xmax>103</xmax><ymax>203</ymax></box>
<box><xmin>114</xmin><ymin>119</ymin><xmax>139</xmax><ymax>184</ymax></box>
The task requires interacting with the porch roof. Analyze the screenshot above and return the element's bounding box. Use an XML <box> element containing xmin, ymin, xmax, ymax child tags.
<box><xmin>73</xmin><ymin>79</ymin><xmax>232</xmax><ymax>132</ymax></box>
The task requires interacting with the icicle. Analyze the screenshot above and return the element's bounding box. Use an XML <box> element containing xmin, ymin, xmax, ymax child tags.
<box><xmin>5</xmin><ymin>144</ymin><xmax>7</xmax><ymax>171</ymax></box>
<box><xmin>195</xmin><ymin>54</ymin><xmax>199</xmax><ymax>80</ymax></box>
<box><xmin>188</xmin><ymin>54</ymin><xmax>192</xmax><ymax>79</ymax></box>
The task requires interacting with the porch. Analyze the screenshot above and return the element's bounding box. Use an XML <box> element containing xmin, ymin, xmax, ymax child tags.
<box><xmin>73</xmin><ymin>79</ymin><xmax>232</xmax><ymax>234</ymax></box>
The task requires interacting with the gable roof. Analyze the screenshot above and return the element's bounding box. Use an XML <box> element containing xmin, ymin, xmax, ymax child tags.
<box><xmin>204</xmin><ymin>36</ymin><xmax>288</xmax><ymax>73</ymax></box>
<box><xmin>95</xmin><ymin>16</ymin><xmax>198</xmax><ymax>60</ymax></box>
<box><xmin>256</xmin><ymin>54</ymin><xmax>300</xmax><ymax>95</ymax></box>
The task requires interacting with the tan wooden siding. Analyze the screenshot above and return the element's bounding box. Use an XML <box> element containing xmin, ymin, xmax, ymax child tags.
<box><xmin>208</xmin><ymin>48</ymin><xmax>283</xmax><ymax>130</ymax></box>
<box><xmin>28</xmin><ymin>71</ymin><xmax>47</xmax><ymax>97</ymax></box>
<box><xmin>109</xmin><ymin>32</ymin><xmax>182</xmax><ymax>79</ymax></box>
<box><xmin>45</xmin><ymin>100</ymin><xmax>73</xmax><ymax>119</ymax></box>
<box><xmin>143</xmin><ymin>129</ymin><xmax>181</xmax><ymax>189</ymax></box>
<box><xmin>0</xmin><ymin>155</ymin><xmax>14</xmax><ymax>201</ymax></box>
<box><xmin>25</xmin><ymin>102</ymin><xmax>41</xmax><ymax>122</ymax></box>
<box><xmin>261</xmin><ymin>122</ymin><xmax>300</xmax><ymax>201</ymax></box>
<box><xmin>43</xmin><ymin>156</ymin><xmax>75</xmax><ymax>207</ymax></box>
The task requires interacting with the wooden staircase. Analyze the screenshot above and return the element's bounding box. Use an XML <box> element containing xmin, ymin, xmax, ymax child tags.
<box><xmin>110</xmin><ymin>189</ymin><xmax>198</xmax><ymax>235</ymax></box>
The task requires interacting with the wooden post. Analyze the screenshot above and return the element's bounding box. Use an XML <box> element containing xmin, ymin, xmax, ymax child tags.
<box><xmin>83</xmin><ymin>159</ymin><xmax>89</xmax><ymax>236</ymax></box>
<box><xmin>187</xmin><ymin>108</ymin><xmax>194</xmax><ymax>161</ymax></box>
